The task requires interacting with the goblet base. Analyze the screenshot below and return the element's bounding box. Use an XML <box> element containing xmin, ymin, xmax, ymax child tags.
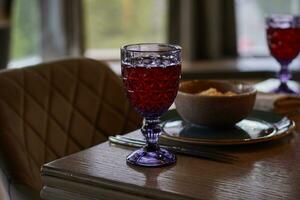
<box><xmin>272</xmin><ymin>83</ymin><xmax>299</xmax><ymax>94</ymax></box>
<box><xmin>126</xmin><ymin>147</ymin><xmax>176</xmax><ymax>167</ymax></box>
<box><xmin>255</xmin><ymin>79</ymin><xmax>300</xmax><ymax>95</ymax></box>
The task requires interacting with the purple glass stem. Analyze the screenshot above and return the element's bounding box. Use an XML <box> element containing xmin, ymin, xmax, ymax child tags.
<box><xmin>272</xmin><ymin>63</ymin><xmax>299</xmax><ymax>94</ymax></box>
<box><xmin>278</xmin><ymin>64</ymin><xmax>291</xmax><ymax>84</ymax></box>
<box><xmin>126</xmin><ymin>117</ymin><xmax>176</xmax><ymax>167</ymax></box>
<box><xmin>142</xmin><ymin>118</ymin><xmax>161</xmax><ymax>151</ymax></box>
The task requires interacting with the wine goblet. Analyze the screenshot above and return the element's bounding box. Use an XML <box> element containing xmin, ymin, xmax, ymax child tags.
<box><xmin>121</xmin><ymin>43</ymin><xmax>181</xmax><ymax>167</ymax></box>
<box><xmin>266</xmin><ymin>14</ymin><xmax>300</xmax><ymax>94</ymax></box>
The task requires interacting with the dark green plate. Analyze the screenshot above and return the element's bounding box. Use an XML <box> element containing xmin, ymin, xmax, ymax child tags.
<box><xmin>161</xmin><ymin>110</ymin><xmax>295</xmax><ymax>145</ymax></box>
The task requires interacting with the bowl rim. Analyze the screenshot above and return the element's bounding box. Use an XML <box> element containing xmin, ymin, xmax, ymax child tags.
<box><xmin>177</xmin><ymin>80</ymin><xmax>257</xmax><ymax>98</ymax></box>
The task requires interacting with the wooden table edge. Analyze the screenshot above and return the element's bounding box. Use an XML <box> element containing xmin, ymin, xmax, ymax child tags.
<box><xmin>41</xmin><ymin>148</ymin><xmax>200</xmax><ymax>200</ymax></box>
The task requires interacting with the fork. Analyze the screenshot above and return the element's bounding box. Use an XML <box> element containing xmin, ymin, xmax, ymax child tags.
<box><xmin>109</xmin><ymin>135</ymin><xmax>238</xmax><ymax>164</ymax></box>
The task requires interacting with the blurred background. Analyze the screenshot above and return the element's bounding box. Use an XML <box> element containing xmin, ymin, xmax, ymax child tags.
<box><xmin>1</xmin><ymin>0</ymin><xmax>300</xmax><ymax>74</ymax></box>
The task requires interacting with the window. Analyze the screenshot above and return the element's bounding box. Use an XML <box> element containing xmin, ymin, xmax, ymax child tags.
<box><xmin>235</xmin><ymin>0</ymin><xmax>300</xmax><ymax>57</ymax></box>
<box><xmin>84</xmin><ymin>0</ymin><xmax>168</xmax><ymax>60</ymax></box>
<box><xmin>9</xmin><ymin>0</ymin><xmax>41</xmax><ymax>67</ymax></box>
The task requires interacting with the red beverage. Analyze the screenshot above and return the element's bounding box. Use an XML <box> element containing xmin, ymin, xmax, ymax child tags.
<box><xmin>267</xmin><ymin>28</ymin><xmax>300</xmax><ymax>64</ymax></box>
<box><xmin>122</xmin><ymin>64</ymin><xmax>181</xmax><ymax>118</ymax></box>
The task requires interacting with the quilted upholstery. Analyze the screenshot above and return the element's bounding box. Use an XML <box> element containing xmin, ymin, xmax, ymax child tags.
<box><xmin>0</xmin><ymin>58</ymin><xmax>142</xmax><ymax>192</ymax></box>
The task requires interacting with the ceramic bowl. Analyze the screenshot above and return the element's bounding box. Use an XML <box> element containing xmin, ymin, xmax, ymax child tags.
<box><xmin>175</xmin><ymin>80</ymin><xmax>257</xmax><ymax>127</ymax></box>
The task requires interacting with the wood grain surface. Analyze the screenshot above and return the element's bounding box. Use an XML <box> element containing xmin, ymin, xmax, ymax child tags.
<box><xmin>42</xmin><ymin>120</ymin><xmax>300</xmax><ymax>200</ymax></box>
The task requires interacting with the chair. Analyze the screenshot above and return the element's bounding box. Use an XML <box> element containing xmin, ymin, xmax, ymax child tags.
<box><xmin>0</xmin><ymin>25</ymin><xmax>10</xmax><ymax>69</ymax></box>
<box><xmin>0</xmin><ymin>58</ymin><xmax>142</xmax><ymax>199</ymax></box>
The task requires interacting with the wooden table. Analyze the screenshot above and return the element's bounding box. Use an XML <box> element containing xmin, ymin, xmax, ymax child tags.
<box><xmin>41</xmin><ymin>117</ymin><xmax>300</xmax><ymax>200</ymax></box>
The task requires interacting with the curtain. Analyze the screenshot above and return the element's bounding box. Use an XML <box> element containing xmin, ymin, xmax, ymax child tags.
<box><xmin>169</xmin><ymin>0</ymin><xmax>237</xmax><ymax>61</ymax></box>
<box><xmin>0</xmin><ymin>0</ymin><xmax>12</xmax><ymax>69</ymax></box>
<box><xmin>40</xmin><ymin>0</ymin><xmax>84</xmax><ymax>61</ymax></box>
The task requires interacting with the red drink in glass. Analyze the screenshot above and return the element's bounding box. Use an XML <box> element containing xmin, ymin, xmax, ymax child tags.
<box><xmin>267</xmin><ymin>27</ymin><xmax>300</xmax><ymax>64</ymax></box>
<box><xmin>122</xmin><ymin>63</ymin><xmax>181</xmax><ymax>118</ymax></box>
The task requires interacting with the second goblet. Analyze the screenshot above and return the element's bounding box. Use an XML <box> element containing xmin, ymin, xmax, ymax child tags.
<box><xmin>266</xmin><ymin>14</ymin><xmax>300</xmax><ymax>94</ymax></box>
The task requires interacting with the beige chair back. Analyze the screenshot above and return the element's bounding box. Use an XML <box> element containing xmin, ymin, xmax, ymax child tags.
<box><xmin>0</xmin><ymin>58</ymin><xmax>141</xmax><ymax>190</ymax></box>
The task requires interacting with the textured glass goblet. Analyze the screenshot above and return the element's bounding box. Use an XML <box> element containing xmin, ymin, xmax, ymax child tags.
<box><xmin>121</xmin><ymin>43</ymin><xmax>181</xmax><ymax>167</ymax></box>
<box><xmin>266</xmin><ymin>15</ymin><xmax>300</xmax><ymax>94</ymax></box>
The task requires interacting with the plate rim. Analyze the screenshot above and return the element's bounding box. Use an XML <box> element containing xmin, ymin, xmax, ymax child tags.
<box><xmin>161</xmin><ymin>112</ymin><xmax>295</xmax><ymax>145</ymax></box>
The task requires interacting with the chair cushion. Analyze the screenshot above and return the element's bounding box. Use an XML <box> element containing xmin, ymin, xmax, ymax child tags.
<box><xmin>0</xmin><ymin>152</ymin><xmax>10</xmax><ymax>200</ymax></box>
<box><xmin>9</xmin><ymin>182</ymin><xmax>41</xmax><ymax>200</ymax></box>
<box><xmin>0</xmin><ymin>151</ymin><xmax>41</xmax><ymax>200</ymax></box>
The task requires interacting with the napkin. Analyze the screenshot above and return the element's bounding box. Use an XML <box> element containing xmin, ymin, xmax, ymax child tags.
<box><xmin>254</xmin><ymin>93</ymin><xmax>285</xmax><ymax>111</ymax></box>
<box><xmin>274</xmin><ymin>96</ymin><xmax>300</xmax><ymax>121</ymax></box>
